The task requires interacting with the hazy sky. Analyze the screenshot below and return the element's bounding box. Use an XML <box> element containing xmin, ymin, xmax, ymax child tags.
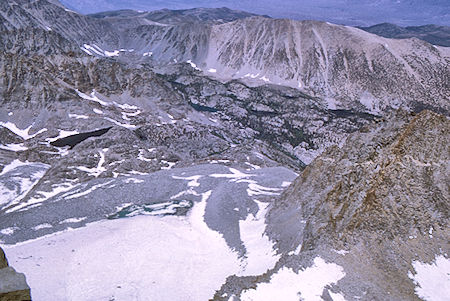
<box><xmin>60</xmin><ymin>0</ymin><xmax>450</xmax><ymax>26</ymax></box>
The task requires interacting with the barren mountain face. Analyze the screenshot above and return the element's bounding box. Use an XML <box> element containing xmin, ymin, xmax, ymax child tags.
<box><xmin>0</xmin><ymin>1</ymin><xmax>448</xmax><ymax>300</ymax></box>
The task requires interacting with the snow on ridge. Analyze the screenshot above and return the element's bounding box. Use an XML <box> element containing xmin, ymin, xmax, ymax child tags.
<box><xmin>33</xmin><ymin>223</ymin><xmax>52</xmax><ymax>231</ymax></box>
<box><xmin>59</xmin><ymin>217</ymin><xmax>87</xmax><ymax>224</ymax></box>
<box><xmin>0</xmin><ymin>160</ymin><xmax>33</xmax><ymax>176</ymax></box>
<box><xmin>172</xmin><ymin>175</ymin><xmax>202</xmax><ymax>187</ymax></box>
<box><xmin>0</xmin><ymin>121</ymin><xmax>47</xmax><ymax>140</ymax></box>
<box><xmin>103</xmin><ymin>117</ymin><xmax>137</xmax><ymax>129</ymax></box>
<box><xmin>0</xmin><ymin>227</ymin><xmax>19</xmax><ymax>235</ymax></box>
<box><xmin>68</xmin><ymin>113</ymin><xmax>89</xmax><ymax>119</ymax></box>
<box><xmin>46</xmin><ymin>130</ymin><xmax>79</xmax><ymax>143</ymax></box>
<box><xmin>0</xmin><ymin>143</ymin><xmax>28</xmax><ymax>152</ymax></box>
<box><xmin>0</xmin><ymin>161</ymin><xmax>49</xmax><ymax>211</ymax></box>
<box><xmin>75</xmin><ymin>149</ymin><xmax>108</xmax><ymax>177</ymax></box>
<box><xmin>6</xmin><ymin>181</ymin><xmax>78</xmax><ymax>214</ymax></box>
<box><xmin>187</xmin><ymin>60</ymin><xmax>201</xmax><ymax>71</ymax></box>
<box><xmin>64</xmin><ymin>180</ymin><xmax>114</xmax><ymax>200</ymax></box>
<box><xmin>104</xmin><ymin>50</ymin><xmax>119</xmax><ymax>57</ymax></box>
<box><xmin>80</xmin><ymin>44</ymin><xmax>121</xmax><ymax>57</ymax></box>
<box><xmin>76</xmin><ymin>90</ymin><xmax>110</xmax><ymax>106</ymax></box>
<box><xmin>210</xmin><ymin>167</ymin><xmax>256</xmax><ymax>182</ymax></box>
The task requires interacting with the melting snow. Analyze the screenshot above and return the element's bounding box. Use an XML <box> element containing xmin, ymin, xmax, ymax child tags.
<box><xmin>104</xmin><ymin>50</ymin><xmax>119</xmax><ymax>57</ymax></box>
<box><xmin>76</xmin><ymin>90</ymin><xmax>110</xmax><ymax>106</ymax></box>
<box><xmin>3</xmin><ymin>191</ymin><xmax>243</xmax><ymax>301</ymax></box>
<box><xmin>186</xmin><ymin>60</ymin><xmax>201</xmax><ymax>71</ymax></box>
<box><xmin>64</xmin><ymin>181</ymin><xmax>114</xmax><ymax>200</ymax></box>
<box><xmin>260</xmin><ymin>75</ymin><xmax>270</xmax><ymax>82</ymax></box>
<box><xmin>75</xmin><ymin>149</ymin><xmax>107</xmax><ymax>177</ymax></box>
<box><xmin>7</xmin><ymin>182</ymin><xmax>78</xmax><ymax>213</ymax></box>
<box><xmin>0</xmin><ymin>161</ymin><xmax>49</xmax><ymax>209</ymax></box>
<box><xmin>46</xmin><ymin>130</ymin><xmax>79</xmax><ymax>143</ymax></box>
<box><xmin>210</xmin><ymin>168</ymin><xmax>255</xmax><ymax>182</ymax></box>
<box><xmin>0</xmin><ymin>121</ymin><xmax>47</xmax><ymax>140</ymax></box>
<box><xmin>208</xmin><ymin>68</ymin><xmax>217</xmax><ymax>73</ymax></box>
<box><xmin>0</xmin><ymin>143</ymin><xmax>27</xmax><ymax>151</ymax></box>
<box><xmin>160</xmin><ymin>160</ymin><xmax>176</xmax><ymax>170</ymax></box>
<box><xmin>33</xmin><ymin>224</ymin><xmax>52</xmax><ymax>231</ymax></box>
<box><xmin>59</xmin><ymin>217</ymin><xmax>87</xmax><ymax>224</ymax></box>
<box><xmin>241</xmin><ymin>257</ymin><xmax>346</xmax><ymax>301</ymax></box>
<box><xmin>238</xmin><ymin>200</ymin><xmax>280</xmax><ymax>276</ymax></box>
<box><xmin>0</xmin><ymin>227</ymin><xmax>19</xmax><ymax>235</ymax></box>
<box><xmin>246</xmin><ymin>182</ymin><xmax>282</xmax><ymax>196</ymax></box>
<box><xmin>172</xmin><ymin>175</ymin><xmax>202</xmax><ymax>187</ymax></box>
<box><xmin>123</xmin><ymin>178</ymin><xmax>144</xmax><ymax>184</ymax></box>
<box><xmin>104</xmin><ymin>117</ymin><xmax>136</xmax><ymax>129</ymax></box>
<box><xmin>408</xmin><ymin>255</ymin><xmax>450</xmax><ymax>301</ymax></box>
<box><xmin>68</xmin><ymin>113</ymin><xmax>89</xmax><ymax>119</ymax></box>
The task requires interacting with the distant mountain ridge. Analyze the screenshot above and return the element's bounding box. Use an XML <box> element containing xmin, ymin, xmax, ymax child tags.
<box><xmin>359</xmin><ymin>23</ymin><xmax>450</xmax><ymax>47</ymax></box>
<box><xmin>59</xmin><ymin>0</ymin><xmax>450</xmax><ymax>27</ymax></box>
<box><xmin>89</xmin><ymin>7</ymin><xmax>267</xmax><ymax>25</ymax></box>
<box><xmin>1</xmin><ymin>1</ymin><xmax>449</xmax><ymax>117</ymax></box>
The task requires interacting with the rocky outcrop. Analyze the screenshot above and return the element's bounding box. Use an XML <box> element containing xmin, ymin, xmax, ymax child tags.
<box><xmin>215</xmin><ymin>110</ymin><xmax>449</xmax><ymax>300</ymax></box>
<box><xmin>0</xmin><ymin>248</ymin><xmax>31</xmax><ymax>301</ymax></box>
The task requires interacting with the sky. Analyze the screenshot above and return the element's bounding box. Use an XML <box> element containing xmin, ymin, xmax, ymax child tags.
<box><xmin>60</xmin><ymin>0</ymin><xmax>450</xmax><ymax>26</ymax></box>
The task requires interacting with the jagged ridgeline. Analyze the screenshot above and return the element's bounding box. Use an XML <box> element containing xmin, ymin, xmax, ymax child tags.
<box><xmin>0</xmin><ymin>1</ymin><xmax>448</xmax><ymax>301</ymax></box>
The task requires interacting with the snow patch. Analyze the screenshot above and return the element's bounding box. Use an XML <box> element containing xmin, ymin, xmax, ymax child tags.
<box><xmin>408</xmin><ymin>255</ymin><xmax>450</xmax><ymax>301</ymax></box>
<box><xmin>0</xmin><ymin>143</ymin><xmax>27</xmax><ymax>151</ymax></box>
<box><xmin>241</xmin><ymin>257</ymin><xmax>346</xmax><ymax>301</ymax></box>
<box><xmin>104</xmin><ymin>117</ymin><xmax>136</xmax><ymax>129</ymax></box>
<box><xmin>238</xmin><ymin>200</ymin><xmax>279</xmax><ymax>276</ymax></box>
<box><xmin>33</xmin><ymin>223</ymin><xmax>52</xmax><ymax>231</ymax></box>
<box><xmin>104</xmin><ymin>50</ymin><xmax>119</xmax><ymax>57</ymax></box>
<box><xmin>123</xmin><ymin>178</ymin><xmax>144</xmax><ymax>184</ymax></box>
<box><xmin>0</xmin><ymin>227</ymin><xmax>19</xmax><ymax>235</ymax></box>
<box><xmin>59</xmin><ymin>217</ymin><xmax>87</xmax><ymax>224</ymax></box>
<box><xmin>186</xmin><ymin>60</ymin><xmax>201</xmax><ymax>71</ymax></box>
<box><xmin>0</xmin><ymin>121</ymin><xmax>47</xmax><ymax>140</ymax></box>
<box><xmin>68</xmin><ymin>113</ymin><xmax>89</xmax><ymax>119</ymax></box>
<box><xmin>210</xmin><ymin>168</ymin><xmax>255</xmax><ymax>182</ymax></box>
<box><xmin>75</xmin><ymin>149</ymin><xmax>107</xmax><ymax>177</ymax></box>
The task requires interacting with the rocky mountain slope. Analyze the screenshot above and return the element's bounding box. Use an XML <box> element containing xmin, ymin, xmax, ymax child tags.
<box><xmin>216</xmin><ymin>110</ymin><xmax>449</xmax><ymax>300</ymax></box>
<box><xmin>2</xmin><ymin>1</ymin><xmax>449</xmax><ymax>116</ymax></box>
<box><xmin>0</xmin><ymin>1</ymin><xmax>449</xmax><ymax>300</ymax></box>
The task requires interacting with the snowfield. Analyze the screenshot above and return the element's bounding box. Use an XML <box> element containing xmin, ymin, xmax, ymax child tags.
<box><xmin>2</xmin><ymin>178</ymin><xmax>289</xmax><ymax>301</ymax></box>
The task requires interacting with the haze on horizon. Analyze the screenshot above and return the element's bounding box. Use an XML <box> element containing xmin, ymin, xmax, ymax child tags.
<box><xmin>60</xmin><ymin>0</ymin><xmax>450</xmax><ymax>27</ymax></box>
